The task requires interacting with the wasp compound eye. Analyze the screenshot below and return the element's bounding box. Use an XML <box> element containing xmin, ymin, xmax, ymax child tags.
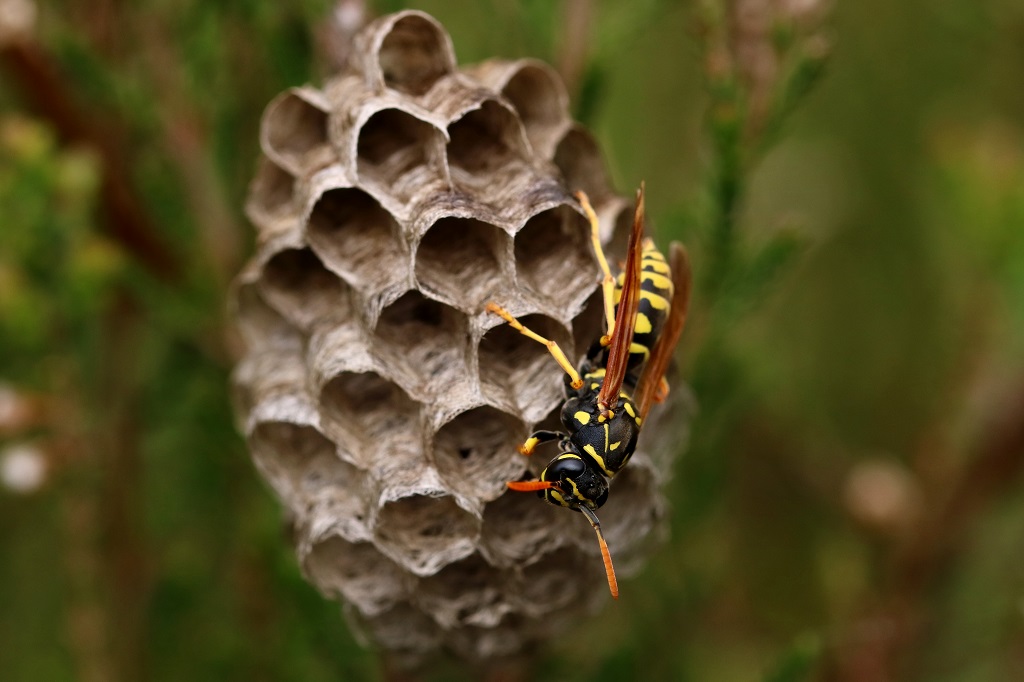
<box><xmin>546</xmin><ymin>452</ymin><xmax>587</xmax><ymax>480</ymax></box>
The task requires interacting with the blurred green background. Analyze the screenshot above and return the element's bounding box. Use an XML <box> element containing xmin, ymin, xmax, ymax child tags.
<box><xmin>2</xmin><ymin>1</ymin><xmax>1023</xmax><ymax>680</ymax></box>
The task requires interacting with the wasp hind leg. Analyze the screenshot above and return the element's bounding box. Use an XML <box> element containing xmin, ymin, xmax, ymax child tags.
<box><xmin>654</xmin><ymin>376</ymin><xmax>669</xmax><ymax>403</ymax></box>
<box><xmin>485</xmin><ymin>302</ymin><xmax>583</xmax><ymax>389</ymax></box>
<box><xmin>575</xmin><ymin>190</ymin><xmax>617</xmax><ymax>347</ymax></box>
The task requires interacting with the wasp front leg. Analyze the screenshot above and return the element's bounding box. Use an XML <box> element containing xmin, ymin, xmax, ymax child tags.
<box><xmin>517</xmin><ymin>429</ymin><xmax>564</xmax><ymax>456</ymax></box>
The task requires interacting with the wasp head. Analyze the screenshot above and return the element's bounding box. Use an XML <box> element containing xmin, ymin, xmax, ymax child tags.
<box><xmin>539</xmin><ymin>452</ymin><xmax>609</xmax><ymax>511</ymax></box>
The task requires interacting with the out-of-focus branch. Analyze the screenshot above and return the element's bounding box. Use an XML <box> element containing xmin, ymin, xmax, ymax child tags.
<box><xmin>317</xmin><ymin>0</ymin><xmax>369</xmax><ymax>75</ymax></box>
<box><xmin>133</xmin><ymin>14</ymin><xmax>245</xmax><ymax>285</ymax></box>
<box><xmin>557</xmin><ymin>0</ymin><xmax>593</xmax><ymax>99</ymax></box>
<box><xmin>0</xmin><ymin>33</ymin><xmax>181</xmax><ymax>283</ymax></box>
<box><xmin>828</xmin><ymin>376</ymin><xmax>1024</xmax><ymax>681</ymax></box>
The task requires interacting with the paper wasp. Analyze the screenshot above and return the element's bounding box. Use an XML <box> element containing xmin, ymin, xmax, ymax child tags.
<box><xmin>485</xmin><ymin>184</ymin><xmax>691</xmax><ymax>599</ymax></box>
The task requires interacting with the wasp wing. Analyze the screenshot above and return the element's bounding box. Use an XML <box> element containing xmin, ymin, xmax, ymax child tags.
<box><xmin>597</xmin><ymin>184</ymin><xmax>645</xmax><ymax>411</ymax></box>
<box><xmin>636</xmin><ymin>241</ymin><xmax>692</xmax><ymax>422</ymax></box>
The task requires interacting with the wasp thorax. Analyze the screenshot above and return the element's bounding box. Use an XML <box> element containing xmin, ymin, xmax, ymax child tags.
<box><xmin>232</xmin><ymin>9</ymin><xmax>683</xmax><ymax>668</ymax></box>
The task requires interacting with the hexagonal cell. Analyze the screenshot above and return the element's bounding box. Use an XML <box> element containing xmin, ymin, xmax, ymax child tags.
<box><xmin>446</xmin><ymin>100</ymin><xmax>527</xmax><ymax>179</ymax></box>
<box><xmin>553</xmin><ymin>125</ymin><xmax>613</xmax><ymax>202</ymax></box>
<box><xmin>445</xmin><ymin>613</ymin><xmax>532</xmax><ymax>662</ymax></box>
<box><xmin>376</xmin><ymin>12</ymin><xmax>455</xmax><ymax>96</ymax></box>
<box><xmin>259</xmin><ymin>247</ymin><xmax>351</xmax><ymax>331</ymax></box>
<box><xmin>414</xmin><ymin>217</ymin><xmax>509</xmax><ymax>311</ymax></box>
<box><xmin>510</xmin><ymin>546</ymin><xmax>602</xmax><ymax>618</ymax></box>
<box><xmin>479</xmin><ymin>485</ymin><xmax>575</xmax><ymax>568</ymax></box>
<box><xmin>375</xmin><ymin>291</ymin><xmax>470</xmax><ymax>397</ymax></box>
<box><xmin>249</xmin><ymin>421</ymin><xmax>362</xmax><ymax>507</ymax></box>
<box><xmin>606</xmin><ymin>200</ymin><xmax>636</xmax><ymax>268</ymax></box>
<box><xmin>304</xmin><ymin>535</ymin><xmax>410</xmax><ymax>617</ymax></box>
<box><xmin>477</xmin><ymin>313</ymin><xmax>570</xmax><ymax>420</ymax></box>
<box><xmin>513</xmin><ymin>204</ymin><xmax>595</xmax><ymax>308</ymax></box>
<box><xmin>571</xmin><ymin>288</ymin><xmax>606</xmax><ymax>361</ymax></box>
<box><xmin>416</xmin><ymin>553</ymin><xmax>512</xmax><ymax>629</ymax></box>
<box><xmin>319</xmin><ymin>371</ymin><xmax>420</xmax><ymax>469</ymax></box>
<box><xmin>356</xmin><ymin>108</ymin><xmax>444</xmax><ymax>205</ymax></box>
<box><xmin>231</xmin><ymin>280</ymin><xmax>299</xmax><ymax>352</ymax></box>
<box><xmin>374</xmin><ymin>493</ymin><xmax>479</xmax><ymax>576</ymax></box>
<box><xmin>432</xmin><ymin>406</ymin><xmax>525</xmax><ymax>502</ymax></box>
<box><xmin>245</xmin><ymin>157</ymin><xmax>297</xmax><ymax>233</ymax></box>
<box><xmin>357</xmin><ymin>603</ymin><xmax>442</xmax><ymax>659</ymax></box>
<box><xmin>306</xmin><ymin>187</ymin><xmax>407</xmax><ymax>289</ymax></box>
<box><xmin>594</xmin><ymin>462</ymin><xmax>662</xmax><ymax>561</ymax></box>
<box><xmin>500</xmin><ymin>62</ymin><xmax>569</xmax><ymax>158</ymax></box>
<box><xmin>261</xmin><ymin>88</ymin><xmax>334</xmax><ymax>175</ymax></box>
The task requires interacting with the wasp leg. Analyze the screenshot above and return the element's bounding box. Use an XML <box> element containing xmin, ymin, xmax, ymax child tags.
<box><xmin>518</xmin><ymin>430</ymin><xmax>563</xmax><ymax>456</ymax></box>
<box><xmin>485</xmin><ymin>302</ymin><xmax>583</xmax><ymax>389</ymax></box>
<box><xmin>576</xmin><ymin>190</ymin><xmax>616</xmax><ymax>347</ymax></box>
<box><xmin>654</xmin><ymin>376</ymin><xmax>669</xmax><ymax>403</ymax></box>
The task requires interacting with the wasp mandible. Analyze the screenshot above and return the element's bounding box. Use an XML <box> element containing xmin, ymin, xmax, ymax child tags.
<box><xmin>485</xmin><ymin>184</ymin><xmax>692</xmax><ymax>599</ymax></box>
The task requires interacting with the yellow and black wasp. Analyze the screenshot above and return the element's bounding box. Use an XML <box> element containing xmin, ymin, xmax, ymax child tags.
<box><xmin>485</xmin><ymin>184</ymin><xmax>691</xmax><ymax>599</ymax></box>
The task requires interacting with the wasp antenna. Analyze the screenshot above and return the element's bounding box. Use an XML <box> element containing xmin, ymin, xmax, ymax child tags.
<box><xmin>579</xmin><ymin>505</ymin><xmax>619</xmax><ymax>600</ymax></box>
<box><xmin>507</xmin><ymin>480</ymin><xmax>557</xmax><ymax>492</ymax></box>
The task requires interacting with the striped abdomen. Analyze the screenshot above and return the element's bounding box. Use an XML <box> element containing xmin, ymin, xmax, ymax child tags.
<box><xmin>615</xmin><ymin>238</ymin><xmax>673</xmax><ymax>375</ymax></box>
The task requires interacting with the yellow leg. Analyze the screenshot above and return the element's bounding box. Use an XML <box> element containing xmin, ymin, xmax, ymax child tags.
<box><xmin>485</xmin><ymin>302</ymin><xmax>583</xmax><ymax>389</ymax></box>
<box><xmin>576</xmin><ymin>191</ymin><xmax>616</xmax><ymax>347</ymax></box>
<box><xmin>517</xmin><ymin>430</ymin><xmax>562</xmax><ymax>456</ymax></box>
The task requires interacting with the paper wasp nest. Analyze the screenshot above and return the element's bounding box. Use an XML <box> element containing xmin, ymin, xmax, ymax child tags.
<box><xmin>232</xmin><ymin>10</ymin><xmax>683</xmax><ymax>665</ymax></box>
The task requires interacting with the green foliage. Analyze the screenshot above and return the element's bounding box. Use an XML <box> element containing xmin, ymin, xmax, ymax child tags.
<box><xmin>0</xmin><ymin>117</ymin><xmax>117</xmax><ymax>381</ymax></box>
<box><xmin>762</xmin><ymin>634</ymin><xmax>821</xmax><ymax>682</ymax></box>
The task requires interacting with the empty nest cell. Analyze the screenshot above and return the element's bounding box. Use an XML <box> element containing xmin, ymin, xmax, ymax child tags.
<box><xmin>318</xmin><ymin>370</ymin><xmax>420</xmax><ymax>470</ymax></box>
<box><xmin>445</xmin><ymin>613</ymin><xmax>534</xmax><ymax>662</ymax></box>
<box><xmin>511</xmin><ymin>546</ymin><xmax>602</xmax><ymax>618</ymax></box>
<box><xmin>513</xmin><ymin>204</ymin><xmax>595</xmax><ymax>307</ymax></box>
<box><xmin>261</xmin><ymin>89</ymin><xmax>332</xmax><ymax>175</ymax></box>
<box><xmin>500</xmin><ymin>62</ymin><xmax>568</xmax><ymax>158</ymax></box>
<box><xmin>374</xmin><ymin>493</ymin><xmax>478</xmax><ymax>576</ymax></box>
<box><xmin>250</xmin><ymin>421</ymin><xmax>362</xmax><ymax>507</ymax></box>
<box><xmin>590</xmin><ymin>463</ymin><xmax>660</xmax><ymax>559</ymax></box>
<box><xmin>571</xmin><ymin>288</ymin><xmax>606</xmax><ymax>361</ymax></box>
<box><xmin>416</xmin><ymin>553</ymin><xmax>512</xmax><ymax>630</ymax></box>
<box><xmin>375</xmin><ymin>291</ymin><xmax>469</xmax><ymax>396</ymax></box>
<box><xmin>414</xmin><ymin>216</ymin><xmax>509</xmax><ymax>311</ymax></box>
<box><xmin>355</xmin><ymin>603</ymin><xmax>442</xmax><ymax>660</ymax></box>
<box><xmin>356</xmin><ymin>108</ymin><xmax>443</xmax><ymax>204</ymax></box>
<box><xmin>245</xmin><ymin>157</ymin><xmax>296</xmax><ymax>230</ymax></box>
<box><xmin>375</xmin><ymin>13</ymin><xmax>454</xmax><ymax>96</ymax></box>
<box><xmin>304</xmin><ymin>535</ymin><xmax>410</xmax><ymax>617</ymax></box>
<box><xmin>480</xmin><ymin>484</ymin><xmax>575</xmax><ymax>568</ymax></box>
<box><xmin>605</xmin><ymin>201</ymin><xmax>635</xmax><ymax>268</ymax></box>
<box><xmin>306</xmin><ymin>187</ymin><xmax>406</xmax><ymax>288</ymax></box>
<box><xmin>232</xmin><ymin>281</ymin><xmax>299</xmax><ymax>354</ymax></box>
<box><xmin>478</xmin><ymin>313</ymin><xmax>570</xmax><ymax>420</ymax></box>
<box><xmin>259</xmin><ymin>247</ymin><xmax>351</xmax><ymax>331</ymax></box>
<box><xmin>446</xmin><ymin>100</ymin><xmax>527</xmax><ymax>178</ymax></box>
<box><xmin>431</xmin><ymin>406</ymin><xmax>525</xmax><ymax>502</ymax></box>
<box><xmin>553</xmin><ymin>125</ymin><xmax>613</xmax><ymax>203</ymax></box>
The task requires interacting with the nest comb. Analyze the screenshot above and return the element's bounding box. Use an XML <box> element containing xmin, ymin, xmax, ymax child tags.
<box><xmin>232</xmin><ymin>9</ymin><xmax>685</xmax><ymax>666</ymax></box>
